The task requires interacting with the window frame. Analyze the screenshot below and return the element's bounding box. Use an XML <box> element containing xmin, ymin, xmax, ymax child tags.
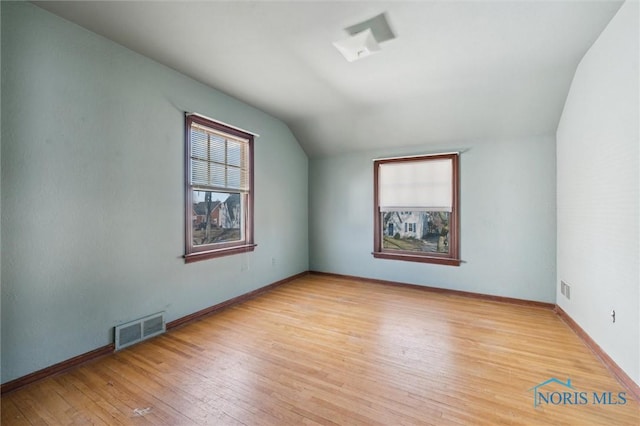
<box><xmin>372</xmin><ymin>153</ymin><xmax>461</xmax><ymax>266</ymax></box>
<box><xmin>184</xmin><ymin>114</ymin><xmax>256</xmax><ymax>263</ymax></box>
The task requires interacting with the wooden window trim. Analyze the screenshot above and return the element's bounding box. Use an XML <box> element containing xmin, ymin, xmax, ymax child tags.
<box><xmin>185</xmin><ymin>244</ymin><xmax>257</xmax><ymax>264</ymax></box>
<box><xmin>184</xmin><ymin>114</ymin><xmax>255</xmax><ymax>263</ymax></box>
<box><xmin>373</xmin><ymin>153</ymin><xmax>461</xmax><ymax>266</ymax></box>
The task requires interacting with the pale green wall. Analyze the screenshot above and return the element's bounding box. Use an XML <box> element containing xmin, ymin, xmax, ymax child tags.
<box><xmin>309</xmin><ymin>135</ymin><xmax>557</xmax><ymax>303</ymax></box>
<box><xmin>1</xmin><ymin>2</ymin><xmax>308</xmax><ymax>383</ymax></box>
<box><xmin>557</xmin><ymin>0</ymin><xmax>639</xmax><ymax>385</ymax></box>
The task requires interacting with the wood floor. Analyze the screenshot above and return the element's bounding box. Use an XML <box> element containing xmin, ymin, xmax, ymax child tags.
<box><xmin>2</xmin><ymin>274</ymin><xmax>638</xmax><ymax>425</ymax></box>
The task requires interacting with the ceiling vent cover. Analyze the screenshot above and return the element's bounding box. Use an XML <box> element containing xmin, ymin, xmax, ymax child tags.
<box><xmin>333</xmin><ymin>13</ymin><xmax>396</xmax><ymax>62</ymax></box>
<box><xmin>115</xmin><ymin>312</ymin><xmax>165</xmax><ymax>350</ymax></box>
<box><xmin>345</xmin><ymin>13</ymin><xmax>395</xmax><ymax>43</ymax></box>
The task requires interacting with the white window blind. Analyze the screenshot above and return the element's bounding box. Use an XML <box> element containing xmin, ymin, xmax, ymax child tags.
<box><xmin>379</xmin><ymin>158</ymin><xmax>453</xmax><ymax>212</ymax></box>
<box><xmin>190</xmin><ymin>122</ymin><xmax>249</xmax><ymax>191</ymax></box>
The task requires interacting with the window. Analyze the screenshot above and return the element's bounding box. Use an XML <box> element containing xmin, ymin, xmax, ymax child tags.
<box><xmin>373</xmin><ymin>153</ymin><xmax>460</xmax><ymax>266</ymax></box>
<box><xmin>185</xmin><ymin>114</ymin><xmax>255</xmax><ymax>263</ymax></box>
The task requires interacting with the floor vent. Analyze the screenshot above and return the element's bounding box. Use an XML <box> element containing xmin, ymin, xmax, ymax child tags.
<box><xmin>115</xmin><ymin>312</ymin><xmax>165</xmax><ymax>350</ymax></box>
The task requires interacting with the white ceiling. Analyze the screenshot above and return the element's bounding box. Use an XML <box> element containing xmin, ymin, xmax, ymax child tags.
<box><xmin>33</xmin><ymin>1</ymin><xmax>624</xmax><ymax>157</ymax></box>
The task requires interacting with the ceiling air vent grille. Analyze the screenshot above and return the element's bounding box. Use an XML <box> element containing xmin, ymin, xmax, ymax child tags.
<box><xmin>115</xmin><ymin>312</ymin><xmax>165</xmax><ymax>350</ymax></box>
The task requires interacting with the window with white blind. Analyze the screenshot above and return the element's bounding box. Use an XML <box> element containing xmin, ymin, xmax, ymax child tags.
<box><xmin>185</xmin><ymin>114</ymin><xmax>255</xmax><ymax>263</ymax></box>
<box><xmin>373</xmin><ymin>153</ymin><xmax>460</xmax><ymax>266</ymax></box>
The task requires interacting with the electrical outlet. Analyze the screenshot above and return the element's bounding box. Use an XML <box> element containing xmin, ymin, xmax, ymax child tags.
<box><xmin>611</xmin><ymin>309</ymin><xmax>616</xmax><ymax>323</ymax></box>
<box><xmin>271</xmin><ymin>257</ymin><xmax>276</xmax><ymax>267</ymax></box>
<box><xmin>560</xmin><ymin>280</ymin><xmax>571</xmax><ymax>300</ymax></box>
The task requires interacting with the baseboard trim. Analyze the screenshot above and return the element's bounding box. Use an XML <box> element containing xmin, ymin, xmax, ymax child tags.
<box><xmin>1</xmin><ymin>271</ymin><xmax>308</xmax><ymax>394</ymax></box>
<box><xmin>309</xmin><ymin>271</ymin><xmax>555</xmax><ymax>309</ymax></box>
<box><xmin>166</xmin><ymin>271</ymin><xmax>308</xmax><ymax>330</ymax></box>
<box><xmin>1</xmin><ymin>344</ymin><xmax>115</xmax><ymax>395</ymax></box>
<box><xmin>554</xmin><ymin>305</ymin><xmax>640</xmax><ymax>403</ymax></box>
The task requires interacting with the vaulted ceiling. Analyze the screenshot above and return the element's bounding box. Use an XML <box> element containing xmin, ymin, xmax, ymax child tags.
<box><xmin>34</xmin><ymin>1</ymin><xmax>623</xmax><ymax>157</ymax></box>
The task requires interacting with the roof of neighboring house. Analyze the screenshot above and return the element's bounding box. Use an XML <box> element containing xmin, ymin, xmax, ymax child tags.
<box><xmin>193</xmin><ymin>200</ymin><xmax>221</xmax><ymax>216</ymax></box>
<box><xmin>385</xmin><ymin>212</ymin><xmax>402</xmax><ymax>223</ymax></box>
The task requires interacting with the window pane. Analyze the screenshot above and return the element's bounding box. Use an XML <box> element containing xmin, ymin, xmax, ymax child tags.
<box><xmin>227</xmin><ymin>165</ymin><xmax>241</xmax><ymax>189</ymax></box>
<box><xmin>210</xmin><ymin>163</ymin><xmax>226</xmax><ymax>187</ymax></box>
<box><xmin>191</xmin><ymin>159</ymin><xmax>210</xmax><ymax>186</ymax></box>
<box><xmin>381</xmin><ymin>211</ymin><xmax>450</xmax><ymax>254</ymax></box>
<box><xmin>210</xmin><ymin>135</ymin><xmax>226</xmax><ymax>164</ymax></box>
<box><xmin>227</xmin><ymin>139</ymin><xmax>243</xmax><ymax>167</ymax></box>
<box><xmin>191</xmin><ymin>129</ymin><xmax>209</xmax><ymax>159</ymax></box>
<box><xmin>192</xmin><ymin>190</ymin><xmax>242</xmax><ymax>247</ymax></box>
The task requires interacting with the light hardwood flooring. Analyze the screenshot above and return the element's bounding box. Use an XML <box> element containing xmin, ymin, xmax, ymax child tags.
<box><xmin>2</xmin><ymin>274</ymin><xmax>639</xmax><ymax>425</ymax></box>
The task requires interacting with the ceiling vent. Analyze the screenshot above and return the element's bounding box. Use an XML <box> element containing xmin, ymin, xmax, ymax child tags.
<box><xmin>333</xmin><ymin>13</ymin><xmax>396</xmax><ymax>62</ymax></box>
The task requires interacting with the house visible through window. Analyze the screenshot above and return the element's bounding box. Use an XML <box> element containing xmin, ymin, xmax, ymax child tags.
<box><xmin>185</xmin><ymin>114</ymin><xmax>255</xmax><ymax>263</ymax></box>
<box><xmin>373</xmin><ymin>153</ymin><xmax>460</xmax><ymax>266</ymax></box>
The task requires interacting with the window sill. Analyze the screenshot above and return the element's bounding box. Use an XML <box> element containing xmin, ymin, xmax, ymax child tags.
<box><xmin>372</xmin><ymin>251</ymin><xmax>462</xmax><ymax>266</ymax></box>
<box><xmin>185</xmin><ymin>244</ymin><xmax>257</xmax><ymax>263</ymax></box>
